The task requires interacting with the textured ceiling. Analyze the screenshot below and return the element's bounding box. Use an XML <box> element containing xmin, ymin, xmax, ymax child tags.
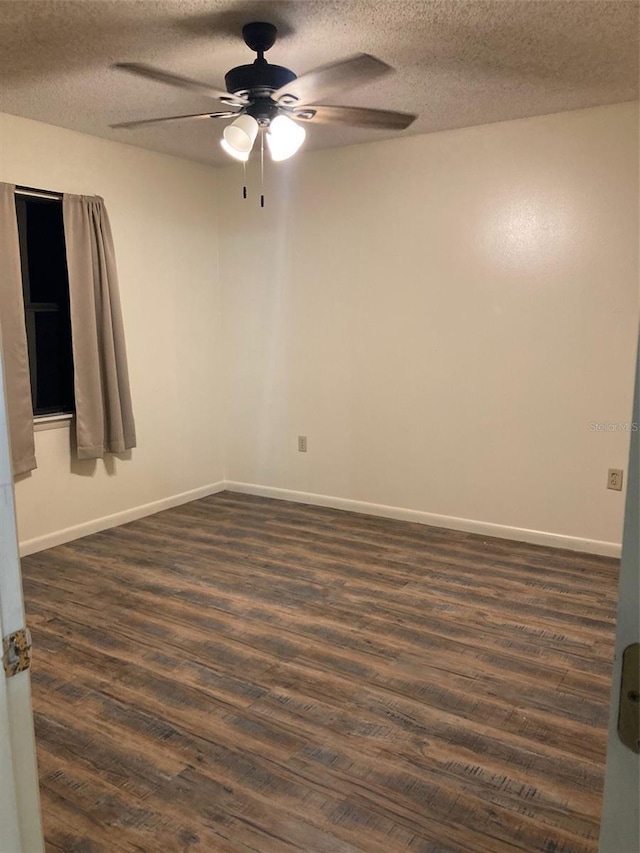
<box><xmin>0</xmin><ymin>0</ymin><xmax>637</xmax><ymax>168</ymax></box>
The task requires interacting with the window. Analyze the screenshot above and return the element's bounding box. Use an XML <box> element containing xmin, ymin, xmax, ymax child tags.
<box><xmin>15</xmin><ymin>194</ymin><xmax>74</xmax><ymax>417</ymax></box>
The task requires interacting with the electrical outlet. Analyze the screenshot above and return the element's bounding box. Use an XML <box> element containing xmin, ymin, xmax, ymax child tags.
<box><xmin>608</xmin><ymin>468</ymin><xmax>624</xmax><ymax>491</ymax></box>
<box><xmin>297</xmin><ymin>435</ymin><xmax>307</xmax><ymax>453</ymax></box>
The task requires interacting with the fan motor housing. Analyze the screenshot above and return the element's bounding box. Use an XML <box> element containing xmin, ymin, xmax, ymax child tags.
<box><xmin>225</xmin><ymin>61</ymin><xmax>296</xmax><ymax>100</ymax></box>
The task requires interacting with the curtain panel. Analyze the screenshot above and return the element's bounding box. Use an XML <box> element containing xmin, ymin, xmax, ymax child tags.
<box><xmin>0</xmin><ymin>182</ymin><xmax>37</xmax><ymax>475</ymax></box>
<box><xmin>63</xmin><ymin>194</ymin><xmax>136</xmax><ymax>458</ymax></box>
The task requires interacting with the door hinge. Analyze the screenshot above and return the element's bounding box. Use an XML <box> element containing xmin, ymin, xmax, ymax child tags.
<box><xmin>2</xmin><ymin>627</ymin><xmax>32</xmax><ymax>678</ymax></box>
<box><xmin>618</xmin><ymin>642</ymin><xmax>639</xmax><ymax>754</ymax></box>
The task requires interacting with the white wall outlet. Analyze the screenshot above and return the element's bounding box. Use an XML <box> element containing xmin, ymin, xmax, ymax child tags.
<box><xmin>298</xmin><ymin>435</ymin><xmax>307</xmax><ymax>453</ymax></box>
<box><xmin>607</xmin><ymin>468</ymin><xmax>624</xmax><ymax>491</ymax></box>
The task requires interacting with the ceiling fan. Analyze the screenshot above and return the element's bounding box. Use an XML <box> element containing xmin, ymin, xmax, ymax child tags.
<box><xmin>112</xmin><ymin>21</ymin><xmax>417</xmax><ymax>162</ymax></box>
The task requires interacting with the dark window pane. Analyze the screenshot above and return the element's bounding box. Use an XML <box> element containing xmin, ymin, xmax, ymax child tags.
<box><xmin>16</xmin><ymin>194</ymin><xmax>75</xmax><ymax>417</ymax></box>
<box><xmin>23</xmin><ymin>199</ymin><xmax>68</xmax><ymax>304</ymax></box>
<box><xmin>29</xmin><ymin>310</ymin><xmax>74</xmax><ymax>415</ymax></box>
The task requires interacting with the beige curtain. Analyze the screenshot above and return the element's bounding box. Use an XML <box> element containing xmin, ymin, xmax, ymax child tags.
<box><xmin>0</xmin><ymin>183</ymin><xmax>37</xmax><ymax>475</ymax></box>
<box><xmin>63</xmin><ymin>194</ymin><xmax>136</xmax><ymax>458</ymax></box>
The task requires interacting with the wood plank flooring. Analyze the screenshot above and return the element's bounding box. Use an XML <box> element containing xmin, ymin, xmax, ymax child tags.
<box><xmin>20</xmin><ymin>491</ymin><xmax>620</xmax><ymax>853</ymax></box>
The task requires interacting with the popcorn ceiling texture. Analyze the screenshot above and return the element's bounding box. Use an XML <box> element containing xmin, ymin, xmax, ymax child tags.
<box><xmin>0</xmin><ymin>0</ymin><xmax>637</xmax><ymax>167</ymax></box>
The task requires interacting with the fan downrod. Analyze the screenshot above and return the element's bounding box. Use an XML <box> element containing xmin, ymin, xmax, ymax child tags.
<box><xmin>242</xmin><ymin>22</ymin><xmax>277</xmax><ymax>56</ymax></box>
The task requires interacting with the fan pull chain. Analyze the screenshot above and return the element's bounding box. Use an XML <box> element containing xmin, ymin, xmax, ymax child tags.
<box><xmin>242</xmin><ymin>160</ymin><xmax>247</xmax><ymax>199</ymax></box>
<box><xmin>260</xmin><ymin>129</ymin><xmax>265</xmax><ymax>208</ymax></box>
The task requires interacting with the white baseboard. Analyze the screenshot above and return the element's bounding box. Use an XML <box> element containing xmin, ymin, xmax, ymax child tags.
<box><xmin>224</xmin><ymin>481</ymin><xmax>622</xmax><ymax>558</ymax></box>
<box><xmin>19</xmin><ymin>478</ymin><xmax>621</xmax><ymax>558</ymax></box>
<box><xmin>18</xmin><ymin>481</ymin><xmax>226</xmax><ymax>556</ymax></box>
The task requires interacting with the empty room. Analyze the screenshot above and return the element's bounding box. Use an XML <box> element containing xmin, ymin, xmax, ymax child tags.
<box><xmin>0</xmin><ymin>2</ymin><xmax>638</xmax><ymax>852</ymax></box>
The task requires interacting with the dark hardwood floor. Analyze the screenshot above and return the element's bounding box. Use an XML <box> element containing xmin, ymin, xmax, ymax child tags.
<box><xmin>20</xmin><ymin>491</ymin><xmax>620</xmax><ymax>853</ymax></box>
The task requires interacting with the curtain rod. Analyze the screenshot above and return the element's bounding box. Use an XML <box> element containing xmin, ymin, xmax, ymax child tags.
<box><xmin>15</xmin><ymin>185</ymin><xmax>63</xmax><ymax>201</ymax></box>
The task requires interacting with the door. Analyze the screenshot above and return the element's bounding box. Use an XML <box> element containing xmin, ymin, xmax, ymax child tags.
<box><xmin>599</xmin><ymin>332</ymin><xmax>640</xmax><ymax>853</ymax></box>
<box><xmin>0</xmin><ymin>339</ymin><xmax>44</xmax><ymax>851</ymax></box>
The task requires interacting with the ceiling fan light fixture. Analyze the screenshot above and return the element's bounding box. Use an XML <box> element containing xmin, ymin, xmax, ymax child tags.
<box><xmin>223</xmin><ymin>114</ymin><xmax>259</xmax><ymax>155</ymax></box>
<box><xmin>220</xmin><ymin>137</ymin><xmax>250</xmax><ymax>161</ymax></box>
<box><xmin>113</xmin><ymin>23</ymin><xmax>417</xmax><ymax>170</ymax></box>
<box><xmin>266</xmin><ymin>115</ymin><xmax>306</xmax><ymax>161</ymax></box>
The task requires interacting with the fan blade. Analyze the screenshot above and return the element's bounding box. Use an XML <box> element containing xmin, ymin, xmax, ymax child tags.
<box><xmin>113</xmin><ymin>63</ymin><xmax>247</xmax><ymax>105</ymax></box>
<box><xmin>111</xmin><ymin>111</ymin><xmax>240</xmax><ymax>130</ymax></box>
<box><xmin>273</xmin><ymin>54</ymin><xmax>393</xmax><ymax>106</ymax></box>
<box><xmin>292</xmin><ymin>104</ymin><xmax>416</xmax><ymax>130</ymax></box>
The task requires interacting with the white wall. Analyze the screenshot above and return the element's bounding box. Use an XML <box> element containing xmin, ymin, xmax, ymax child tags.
<box><xmin>219</xmin><ymin>103</ymin><xmax>639</xmax><ymax>553</ymax></box>
<box><xmin>0</xmin><ymin>113</ymin><xmax>225</xmax><ymax>551</ymax></box>
<box><xmin>1</xmin><ymin>104</ymin><xmax>636</xmax><ymax>555</ymax></box>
